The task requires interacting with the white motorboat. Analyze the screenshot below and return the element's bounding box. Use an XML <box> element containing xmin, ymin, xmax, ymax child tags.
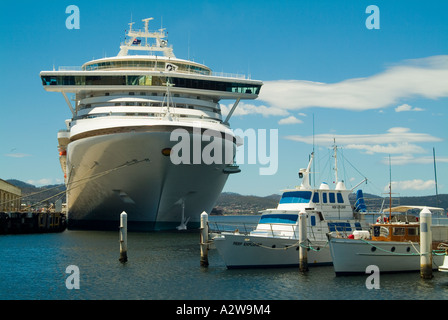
<box><xmin>212</xmin><ymin>146</ymin><xmax>372</xmax><ymax>268</ymax></box>
<box><xmin>329</xmin><ymin>206</ymin><xmax>447</xmax><ymax>275</ymax></box>
<box><xmin>438</xmin><ymin>243</ymin><xmax>448</xmax><ymax>272</ymax></box>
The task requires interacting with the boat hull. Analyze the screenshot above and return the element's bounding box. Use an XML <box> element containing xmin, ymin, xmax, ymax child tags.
<box><xmin>65</xmin><ymin>129</ymin><xmax>234</xmax><ymax>231</ymax></box>
<box><xmin>213</xmin><ymin>233</ymin><xmax>332</xmax><ymax>268</ymax></box>
<box><xmin>329</xmin><ymin>238</ymin><xmax>444</xmax><ymax>275</ymax></box>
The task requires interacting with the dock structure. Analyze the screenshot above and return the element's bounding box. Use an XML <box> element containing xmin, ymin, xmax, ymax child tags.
<box><xmin>0</xmin><ymin>211</ymin><xmax>67</xmax><ymax>234</ymax></box>
<box><xmin>0</xmin><ymin>179</ymin><xmax>21</xmax><ymax>212</ymax></box>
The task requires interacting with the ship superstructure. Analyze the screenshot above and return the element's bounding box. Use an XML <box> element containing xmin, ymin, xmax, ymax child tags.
<box><xmin>40</xmin><ymin>18</ymin><xmax>262</xmax><ymax>231</ymax></box>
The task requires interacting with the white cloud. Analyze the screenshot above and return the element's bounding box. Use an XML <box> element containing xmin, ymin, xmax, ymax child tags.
<box><xmin>5</xmin><ymin>153</ymin><xmax>31</xmax><ymax>158</ymax></box>
<box><xmin>384</xmin><ymin>154</ymin><xmax>448</xmax><ymax>165</ymax></box>
<box><xmin>395</xmin><ymin>104</ymin><xmax>424</xmax><ymax>112</ymax></box>
<box><xmin>384</xmin><ymin>179</ymin><xmax>435</xmax><ymax>192</ymax></box>
<box><xmin>285</xmin><ymin>127</ymin><xmax>441</xmax><ymax>151</ymax></box>
<box><xmin>278</xmin><ymin>116</ymin><xmax>303</xmax><ymax>125</ymax></box>
<box><xmin>345</xmin><ymin>143</ymin><xmax>426</xmax><ymax>155</ymax></box>
<box><xmin>26</xmin><ymin>178</ymin><xmax>55</xmax><ymax>186</ymax></box>
<box><xmin>257</xmin><ymin>55</ymin><xmax>448</xmax><ymax>112</ymax></box>
<box><xmin>285</xmin><ymin>127</ymin><xmax>442</xmax><ymax>161</ymax></box>
<box><xmin>220</xmin><ymin>102</ymin><xmax>288</xmax><ymax>117</ymax></box>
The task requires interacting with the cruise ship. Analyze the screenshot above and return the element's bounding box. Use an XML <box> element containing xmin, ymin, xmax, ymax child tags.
<box><xmin>40</xmin><ymin>18</ymin><xmax>262</xmax><ymax>231</ymax></box>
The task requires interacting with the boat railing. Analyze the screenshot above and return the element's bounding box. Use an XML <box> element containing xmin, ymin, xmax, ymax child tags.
<box><xmin>208</xmin><ymin>221</ymin><xmax>257</xmax><ymax>235</ymax></box>
<box><xmin>58</xmin><ymin>66</ymin><xmax>83</xmax><ymax>71</ymax></box>
<box><xmin>208</xmin><ymin>220</ymin><xmax>356</xmax><ymax>242</ymax></box>
<box><xmin>432</xmin><ymin>217</ymin><xmax>448</xmax><ymax>226</ymax></box>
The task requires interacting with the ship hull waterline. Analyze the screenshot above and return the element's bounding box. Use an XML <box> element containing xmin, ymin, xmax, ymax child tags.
<box><xmin>65</xmin><ymin>128</ymin><xmax>235</xmax><ymax>231</ymax></box>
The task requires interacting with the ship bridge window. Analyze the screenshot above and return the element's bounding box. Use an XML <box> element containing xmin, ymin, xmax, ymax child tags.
<box><xmin>312</xmin><ymin>193</ymin><xmax>319</xmax><ymax>203</ymax></box>
<box><xmin>337</xmin><ymin>193</ymin><xmax>344</xmax><ymax>203</ymax></box>
<box><xmin>259</xmin><ymin>214</ymin><xmax>298</xmax><ymax>224</ymax></box>
<box><xmin>329</xmin><ymin>193</ymin><xmax>335</xmax><ymax>203</ymax></box>
<box><xmin>279</xmin><ymin>191</ymin><xmax>312</xmax><ymax>204</ymax></box>
<box><xmin>41</xmin><ymin>74</ymin><xmax>261</xmax><ymax>95</ymax></box>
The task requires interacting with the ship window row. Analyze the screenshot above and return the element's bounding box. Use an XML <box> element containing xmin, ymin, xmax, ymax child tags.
<box><xmin>74</xmin><ymin>112</ymin><xmax>222</xmax><ymax>122</ymax></box>
<box><xmin>82</xmin><ymin>60</ymin><xmax>212</xmax><ymax>76</ymax></box>
<box><xmin>78</xmin><ymin>102</ymin><xmax>221</xmax><ymax>114</ymax></box>
<box><xmin>279</xmin><ymin>191</ymin><xmax>344</xmax><ymax>204</ymax></box>
<box><xmin>41</xmin><ymin>75</ymin><xmax>261</xmax><ymax>94</ymax></box>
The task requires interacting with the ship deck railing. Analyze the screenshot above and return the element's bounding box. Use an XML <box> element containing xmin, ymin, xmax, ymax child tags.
<box><xmin>57</xmin><ymin>66</ymin><xmax>248</xmax><ymax>79</ymax></box>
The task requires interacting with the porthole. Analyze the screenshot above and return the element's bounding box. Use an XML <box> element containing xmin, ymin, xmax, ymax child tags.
<box><xmin>161</xmin><ymin>148</ymin><xmax>171</xmax><ymax>156</ymax></box>
<box><xmin>371</xmin><ymin>247</ymin><xmax>376</xmax><ymax>252</ymax></box>
<box><xmin>271</xmin><ymin>245</ymin><xmax>276</xmax><ymax>248</ymax></box>
<box><xmin>406</xmin><ymin>247</ymin><xmax>411</xmax><ymax>252</ymax></box>
<box><xmin>391</xmin><ymin>247</ymin><xmax>396</xmax><ymax>252</ymax></box>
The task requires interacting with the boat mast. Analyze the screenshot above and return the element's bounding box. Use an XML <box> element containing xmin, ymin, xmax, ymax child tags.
<box><xmin>433</xmin><ymin>147</ymin><xmax>439</xmax><ymax>207</ymax></box>
<box><xmin>333</xmin><ymin>139</ymin><xmax>338</xmax><ymax>185</ymax></box>
<box><xmin>388</xmin><ymin>154</ymin><xmax>392</xmax><ymax>222</ymax></box>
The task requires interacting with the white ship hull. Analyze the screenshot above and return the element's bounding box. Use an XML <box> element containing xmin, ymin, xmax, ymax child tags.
<box><xmin>41</xmin><ymin>18</ymin><xmax>263</xmax><ymax>231</ymax></box>
<box><xmin>66</xmin><ymin>128</ymin><xmax>234</xmax><ymax>231</ymax></box>
<box><xmin>329</xmin><ymin>238</ymin><xmax>444</xmax><ymax>275</ymax></box>
<box><xmin>213</xmin><ymin>233</ymin><xmax>332</xmax><ymax>268</ymax></box>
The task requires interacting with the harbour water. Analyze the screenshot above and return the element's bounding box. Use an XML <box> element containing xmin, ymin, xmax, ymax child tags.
<box><xmin>1</xmin><ymin>215</ymin><xmax>448</xmax><ymax>301</ymax></box>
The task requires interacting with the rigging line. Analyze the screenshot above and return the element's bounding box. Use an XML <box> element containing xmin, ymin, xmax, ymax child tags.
<box><xmin>26</xmin><ymin>189</ymin><xmax>68</xmax><ymax>209</ymax></box>
<box><xmin>66</xmin><ymin>158</ymin><xmax>150</xmax><ymax>192</ymax></box>
<box><xmin>1</xmin><ymin>158</ymin><xmax>150</xmax><ymax>209</ymax></box>
<box><xmin>0</xmin><ymin>184</ymin><xmax>66</xmax><ymax>208</ymax></box>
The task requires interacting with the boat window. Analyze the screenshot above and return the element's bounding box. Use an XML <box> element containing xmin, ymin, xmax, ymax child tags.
<box><xmin>392</xmin><ymin>227</ymin><xmax>405</xmax><ymax>236</ymax></box>
<box><xmin>322</xmin><ymin>193</ymin><xmax>327</xmax><ymax>203</ymax></box>
<box><xmin>407</xmin><ymin>227</ymin><xmax>419</xmax><ymax>236</ymax></box>
<box><xmin>329</xmin><ymin>193</ymin><xmax>335</xmax><ymax>203</ymax></box>
<box><xmin>337</xmin><ymin>193</ymin><xmax>344</xmax><ymax>203</ymax></box>
<box><xmin>279</xmin><ymin>191</ymin><xmax>312</xmax><ymax>204</ymax></box>
<box><xmin>259</xmin><ymin>214</ymin><xmax>298</xmax><ymax>224</ymax></box>
<box><xmin>328</xmin><ymin>222</ymin><xmax>351</xmax><ymax>232</ymax></box>
<box><xmin>312</xmin><ymin>192</ymin><xmax>319</xmax><ymax>203</ymax></box>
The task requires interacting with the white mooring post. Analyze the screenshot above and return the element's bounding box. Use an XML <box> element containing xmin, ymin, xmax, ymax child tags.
<box><xmin>200</xmin><ymin>211</ymin><xmax>209</xmax><ymax>267</ymax></box>
<box><xmin>420</xmin><ymin>207</ymin><xmax>432</xmax><ymax>279</ymax></box>
<box><xmin>299</xmin><ymin>210</ymin><xmax>308</xmax><ymax>272</ymax></box>
<box><xmin>119</xmin><ymin>211</ymin><xmax>128</xmax><ymax>263</ymax></box>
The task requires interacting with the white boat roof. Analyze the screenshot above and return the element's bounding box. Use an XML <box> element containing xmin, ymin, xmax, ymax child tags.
<box><xmin>385</xmin><ymin>205</ymin><xmax>445</xmax><ymax>213</ymax></box>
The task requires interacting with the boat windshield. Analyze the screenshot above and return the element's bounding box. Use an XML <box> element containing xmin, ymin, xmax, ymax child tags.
<box><xmin>259</xmin><ymin>214</ymin><xmax>298</xmax><ymax>224</ymax></box>
<box><xmin>279</xmin><ymin>191</ymin><xmax>312</xmax><ymax>204</ymax></box>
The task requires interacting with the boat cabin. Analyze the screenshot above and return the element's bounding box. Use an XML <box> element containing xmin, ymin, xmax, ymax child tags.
<box><xmin>370</xmin><ymin>223</ymin><xmax>420</xmax><ymax>242</ymax></box>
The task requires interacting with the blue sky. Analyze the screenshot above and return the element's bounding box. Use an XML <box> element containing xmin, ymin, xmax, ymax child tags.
<box><xmin>0</xmin><ymin>0</ymin><xmax>447</xmax><ymax>199</ymax></box>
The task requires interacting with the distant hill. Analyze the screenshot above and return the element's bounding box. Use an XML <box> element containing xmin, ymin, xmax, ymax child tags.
<box><xmin>5</xmin><ymin>179</ymin><xmax>448</xmax><ymax>214</ymax></box>
<box><xmin>212</xmin><ymin>192</ymin><xmax>281</xmax><ymax>215</ymax></box>
<box><xmin>6</xmin><ymin>179</ymin><xmax>66</xmax><ymax>210</ymax></box>
<box><xmin>214</xmin><ymin>191</ymin><xmax>448</xmax><ymax>215</ymax></box>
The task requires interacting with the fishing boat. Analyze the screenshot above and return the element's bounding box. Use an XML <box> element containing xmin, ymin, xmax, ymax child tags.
<box><xmin>212</xmin><ymin>146</ymin><xmax>373</xmax><ymax>268</ymax></box>
<box><xmin>328</xmin><ymin>206</ymin><xmax>447</xmax><ymax>275</ymax></box>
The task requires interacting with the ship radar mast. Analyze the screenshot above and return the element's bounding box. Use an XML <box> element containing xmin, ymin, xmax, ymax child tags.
<box><xmin>118</xmin><ymin>17</ymin><xmax>175</xmax><ymax>58</ymax></box>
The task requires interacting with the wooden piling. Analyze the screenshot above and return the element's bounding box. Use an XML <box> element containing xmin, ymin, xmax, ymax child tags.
<box><xmin>299</xmin><ymin>211</ymin><xmax>308</xmax><ymax>272</ymax></box>
<box><xmin>420</xmin><ymin>207</ymin><xmax>432</xmax><ymax>279</ymax></box>
<box><xmin>119</xmin><ymin>211</ymin><xmax>128</xmax><ymax>263</ymax></box>
<box><xmin>200</xmin><ymin>211</ymin><xmax>209</xmax><ymax>267</ymax></box>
